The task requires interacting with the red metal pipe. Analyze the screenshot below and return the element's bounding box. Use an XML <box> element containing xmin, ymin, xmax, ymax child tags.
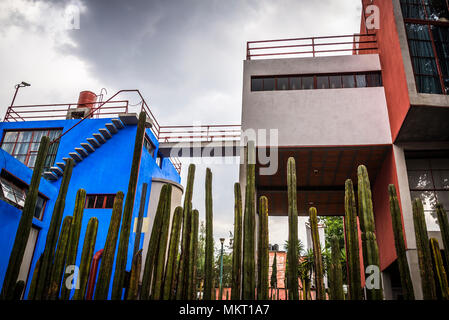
<box><xmin>86</xmin><ymin>249</ymin><xmax>103</xmax><ymax>300</ymax></box>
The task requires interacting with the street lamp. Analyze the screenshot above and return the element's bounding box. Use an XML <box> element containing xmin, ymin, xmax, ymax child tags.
<box><xmin>6</xmin><ymin>82</ymin><xmax>31</xmax><ymax>121</ymax></box>
<box><xmin>219</xmin><ymin>237</ymin><xmax>225</xmax><ymax>300</ymax></box>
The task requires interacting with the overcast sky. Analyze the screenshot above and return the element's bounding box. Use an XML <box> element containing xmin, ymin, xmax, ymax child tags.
<box><xmin>0</xmin><ymin>0</ymin><xmax>362</xmax><ymax>251</ymax></box>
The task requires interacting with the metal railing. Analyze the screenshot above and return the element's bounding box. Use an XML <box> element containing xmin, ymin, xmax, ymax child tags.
<box><xmin>158</xmin><ymin>124</ymin><xmax>241</xmax><ymax>143</ymax></box>
<box><xmin>246</xmin><ymin>33</ymin><xmax>378</xmax><ymax>60</ymax></box>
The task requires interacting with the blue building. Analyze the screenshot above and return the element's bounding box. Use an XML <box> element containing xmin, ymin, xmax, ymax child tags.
<box><xmin>0</xmin><ymin>90</ymin><xmax>183</xmax><ymax>299</ymax></box>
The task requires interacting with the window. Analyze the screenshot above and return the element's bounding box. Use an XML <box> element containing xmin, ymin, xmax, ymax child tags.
<box><xmin>250</xmin><ymin>72</ymin><xmax>382</xmax><ymax>91</ymax></box>
<box><xmin>406</xmin><ymin>155</ymin><xmax>449</xmax><ymax>231</ymax></box>
<box><xmin>1</xmin><ymin>129</ymin><xmax>62</xmax><ymax>171</ymax></box>
<box><xmin>401</xmin><ymin>1</ymin><xmax>449</xmax><ymax>94</ymax></box>
<box><xmin>85</xmin><ymin>194</ymin><xmax>116</xmax><ymax>209</ymax></box>
<box><xmin>0</xmin><ymin>170</ymin><xmax>46</xmax><ymax>219</ymax></box>
<box><xmin>143</xmin><ymin>136</ymin><xmax>155</xmax><ymax>157</ymax></box>
<box><xmin>156</xmin><ymin>152</ymin><xmax>163</xmax><ymax>169</ymax></box>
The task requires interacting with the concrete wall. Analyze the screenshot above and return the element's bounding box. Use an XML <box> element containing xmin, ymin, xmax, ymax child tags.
<box><xmin>242</xmin><ymin>55</ymin><xmax>392</xmax><ymax>147</ymax></box>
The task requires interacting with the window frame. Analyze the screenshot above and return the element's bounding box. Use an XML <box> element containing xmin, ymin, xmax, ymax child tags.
<box><xmin>0</xmin><ymin>169</ymin><xmax>48</xmax><ymax>220</ymax></box>
<box><xmin>250</xmin><ymin>72</ymin><xmax>382</xmax><ymax>91</ymax></box>
<box><xmin>0</xmin><ymin>128</ymin><xmax>63</xmax><ymax>170</ymax></box>
<box><xmin>85</xmin><ymin>194</ymin><xmax>117</xmax><ymax>209</ymax></box>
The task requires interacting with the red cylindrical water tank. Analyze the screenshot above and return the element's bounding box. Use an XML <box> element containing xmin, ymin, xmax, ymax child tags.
<box><xmin>77</xmin><ymin>90</ymin><xmax>97</xmax><ymax>109</ymax></box>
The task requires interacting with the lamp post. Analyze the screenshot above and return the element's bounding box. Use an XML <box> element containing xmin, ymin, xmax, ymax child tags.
<box><xmin>219</xmin><ymin>237</ymin><xmax>225</xmax><ymax>300</ymax></box>
<box><xmin>5</xmin><ymin>82</ymin><xmax>31</xmax><ymax>121</ymax></box>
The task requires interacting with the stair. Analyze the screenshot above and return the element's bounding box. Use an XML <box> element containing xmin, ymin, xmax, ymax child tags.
<box><xmin>43</xmin><ymin>117</ymin><xmax>128</xmax><ymax>181</ymax></box>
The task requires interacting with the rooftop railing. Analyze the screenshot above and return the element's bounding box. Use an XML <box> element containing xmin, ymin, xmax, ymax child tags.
<box><xmin>246</xmin><ymin>33</ymin><xmax>378</xmax><ymax>60</ymax></box>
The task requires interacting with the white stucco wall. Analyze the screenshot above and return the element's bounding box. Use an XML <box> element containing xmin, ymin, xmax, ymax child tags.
<box><xmin>241</xmin><ymin>54</ymin><xmax>392</xmax><ymax>147</ymax></box>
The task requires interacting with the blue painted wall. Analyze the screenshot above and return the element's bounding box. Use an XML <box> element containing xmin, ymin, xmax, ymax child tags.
<box><xmin>0</xmin><ymin>117</ymin><xmax>180</xmax><ymax>299</ymax></box>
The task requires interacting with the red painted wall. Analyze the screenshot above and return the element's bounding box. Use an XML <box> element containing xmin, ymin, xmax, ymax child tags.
<box><xmin>361</xmin><ymin>0</ymin><xmax>411</xmax><ymax>141</ymax></box>
<box><xmin>372</xmin><ymin>146</ymin><xmax>408</xmax><ymax>270</ymax></box>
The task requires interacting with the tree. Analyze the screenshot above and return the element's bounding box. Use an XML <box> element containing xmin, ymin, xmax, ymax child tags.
<box><xmin>270</xmin><ymin>253</ymin><xmax>277</xmax><ymax>299</ymax></box>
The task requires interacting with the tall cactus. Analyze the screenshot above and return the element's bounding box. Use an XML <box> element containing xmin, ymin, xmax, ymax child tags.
<box><xmin>127</xmin><ymin>250</ymin><xmax>142</xmax><ymax>300</ymax></box>
<box><xmin>27</xmin><ymin>253</ymin><xmax>43</xmax><ymax>300</ymax></box>
<box><xmin>412</xmin><ymin>198</ymin><xmax>437</xmax><ymax>299</ymax></box>
<box><xmin>231</xmin><ymin>182</ymin><xmax>242</xmax><ymax>300</ymax></box>
<box><xmin>329</xmin><ymin>235</ymin><xmax>344</xmax><ymax>300</ymax></box>
<box><xmin>60</xmin><ymin>188</ymin><xmax>86</xmax><ymax>300</ymax></box>
<box><xmin>344</xmin><ymin>179</ymin><xmax>362</xmax><ymax>300</ymax></box>
<box><xmin>1</xmin><ymin>136</ymin><xmax>50</xmax><ymax>300</ymax></box>
<box><xmin>47</xmin><ymin>216</ymin><xmax>72</xmax><ymax>300</ymax></box>
<box><xmin>430</xmin><ymin>238</ymin><xmax>449</xmax><ymax>300</ymax></box>
<box><xmin>162</xmin><ymin>206</ymin><xmax>183</xmax><ymax>300</ymax></box>
<box><xmin>94</xmin><ymin>191</ymin><xmax>124</xmax><ymax>300</ymax></box>
<box><xmin>357</xmin><ymin>165</ymin><xmax>383</xmax><ymax>300</ymax></box>
<box><xmin>436</xmin><ymin>204</ymin><xmax>449</xmax><ymax>272</ymax></box>
<box><xmin>73</xmin><ymin>217</ymin><xmax>98</xmax><ymax>300</ymax></box>
<box><xmin>35</xmin><ymin>158</ymin><xmax>74</xmax><ymax>300</ymax></box>
<box><xmin>141</xmin><ymin>184</ymin><xmax>169</xmax><ymax>299</ymax></box>
<box><xmin>242</xmin><ymin>141</ymin><xmax>256</xmax><ymax>300</ymax></box>
<box><xmin>388</xmin><ymin>184</ymin><xmax>414</xmax><ymax>300</ymax></box>
<box><xmin>176</xmin><ymin>164</ymin><xmax>196</xmax><ymax>300</ymax></box>
<box><xmin>189</xmin><ymin>209</ymin><xmax>199</xmax><ymax>300</ymax></box>
<box><xmin>204</xmin><ymin>168</ymin><xmax>214</xmax><ymax>300</ymax></box>
<box><xmin>286</xmin><ymin>157</ymin><xmax>299</xmax><ymax>300</ymax></box>
<box><xmin>151</xmin><ymin>184</ymin><xmax>172</xmax><ymax>300</ymax></box>
<box><xmin>111</xmin><ymin>111</ymin><xmax>146</xmax><ymax>300</ymax></box>
<box><xmin>258</xmin><ymin>196</ymin><xmax>269</xmax><ymax>300</ymax></box>
<box><xmin>12</xmin><ymin>281</ymin><xmax>25</xmax><ymax>300</ymax></box>
<box><xmin>309</xmin><ymin>207</ymin><xmax>325</xmax><ymax>300</ymax></box>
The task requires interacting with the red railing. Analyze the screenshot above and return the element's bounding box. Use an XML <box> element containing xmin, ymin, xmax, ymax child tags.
<box><xmin>246</xmin><ymin>33</ymin><xmax>378</xmax><ymax>60</ymax></box>
<box><xmin>158</xmin><ymin>124</ymin><xmax>241</xmax><ymax>143</ymax></box>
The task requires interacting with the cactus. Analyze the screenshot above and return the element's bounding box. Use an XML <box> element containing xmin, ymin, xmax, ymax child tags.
<box><xmin>94</xmin><ymin>191</ymin><xmax>124</xmax><ymax>300</ymax></box>
<box><xmin>204</xmin><ymin>168</ymin><xmax>214</xmax><ymax>300</ymax></box>
<box><xmin>412</xmin><ymin>198</ymin><xmax>437</xmax><ymax>299</ymax></box>
<box><xmin>151</xmin><ymin>184</ymin><xmax>172</xmax><ymax>300</ymax></box>
<box><xmin>436</xmin><ymin>204</ymin><xmax>449</xmax><ymax>272</ymax></box>
<box><xmin>344</xmin><ymin>179</ymin><xmax>362</xmax><ymax>300</ymax></box>
<box><xmin>329</xmin><ymin>235</ymin><xmax>344</xmax><ymax>300</ymax></box>
<box><xmin>176</xmin><ymin>164</ymin><xmax>196</xmax><ymax>300</ymax></box>
<box><xmin>27</xmin><ymin>254</ymin><xmax>43</xmax><ymax>300</ymax></box>
<box><xmin>1</xmin><ymin>136</ymin><xmax>50</xmax><ymax>300</ymax></box>
<box><xmin>12</xmin><ymin>281</ymin><xmax>25</xmax><ymax>300</ymax></box>
<box><xmin>34</xmin><ymin>158</ymin><xmax>74</xmax><ymax>300</ymax></box>
<box><xmin>73</xmin><ymin>217</ymin><xmax>98</xmax><ymax>300</ymax></box>
<box><xmin>357</xmin><ymin>165</ymin><xmax>383</xmax><ymax>300</ymax></box>
<box><xmin>231</xmin><ymin>182</ymin><xmax>242</xmax><ymax>300</ymax></box>
<box><xmin>286</xmin><ymin>157</ymin><xmax>299</xmax><ymax>300</ymax></box>
<box><xmin>60</xmin><ymin>188</ymin><xmax>86</xmax><ymax>300</ymax></box>
<box><xmin>188</xmin><ymin>209</ymin><xmax>199</xmax><ymax>300</ymax></box>
<box><xmin>127</xmin><ymin>250</ymin><xmax>142</xmax><ymax>300</ymax></box>
<box><xmin>162</xmin><ymin>206</ymin><xmax>183</xmax><ymax>300</ymax></box>
<box><xmin>430</xmin><ymin>238</ymin><xmax>449</xmax><ymax>299</ymax></box>
<box><xmin>258</xmin><ymin>196</ymin><xmax>269</xmax><ymax>300</ymax></box>
<box><xmin>133</xmin><ymin>183</ymin><xmax>148</xmax><ymax>260</ymax></box>
<box><xmin>388</xmin><ymin>184</ymin><xmax>415</xmax><ymax>300</ymax></box>
<box><xmin>141</xmin><ymin>184</ymin><xmax>169</xmax><ymax>300</ymax></box>
<box><xmin>47</xmin><ymin>216</ymin><xmax>72</xmax><ymax>300</ymax></box>
<box><xmin>242</xmin><ymin>141</ymin><xmax>256</xmax><ymax>300</ymax></box>
<box><xmin>111</xmin><ymin>111</ymin><xmax>146</xmax><ymax>300</ymax></box>
<box><xmin>309</xmin><ymin>207</ymin><xmax>325</xmax><ymax>300</ymax></box>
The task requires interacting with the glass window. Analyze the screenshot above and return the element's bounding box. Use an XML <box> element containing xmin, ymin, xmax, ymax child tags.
<box><xmin>329</xmin><ymin>75</ymin><xmax>342</xmax><ymax>89</ymax></box>
<box><xmin>0</xmin><ymin>174</ymin><xmax>46</xmax><ymax>219</ymax></box>
<box><xmin>342</xmin><ymin>75</ymin><xmax>356</xmax><ymax>88</ymax></box>
<box><xmin>356</xmin><ymin>75</ymin><xmax>367</xmax><ymax>87</ymax></box>
<box><xmin>316</xmin><ymin>76</ymin><xmax>329</xmax><ymax>89</ymax></box>
<box><xmin>277</xmin><ymin>77</ymin><xmax>289</xmax><ymax>90</ymax></box>
<box><xmin>263</xmin><ymin>78</ymin><xmax>275</xmax><ymax>91</ymax></box>
<box><xmin>143</xmin><ymin>137</ymin><xmax>155</xmax><ymax>157</ymax></box>
<box><xmin>156</xmin><ymin>153</ymin><xmax>163</xmax><ymax>168</ymax></box>
<box><xmin>301</xmin><ymin>76</ymin><xmax>314</xmax><ymax>89</ymax></box>
<box><xmin>366</xmin><ymin>73</ymin><xmax>382</xmax><ymax>87</ymax></box>
<box><xmin>290</xmin><ymin>77</ymin><xmax>301</xmax><ymax>90</ymax></box>
<box><xmin>85</xmin><ymin>194</ymin><xmax>116</xmax><ymax>209</ymax></box>
<box><xmin>251</xmin><ymin>78</ymin><xmax>263</xmax><ymax>91</ymax></box>
<box><xmin>1</xmin><ymin>129</ymin><xmax>62</xmax><ymax>171</ymax></box>
<box><xmin>406</xmin><ymin>156</ymin><xmax>449</xmax><ymax>231</ymax></box>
